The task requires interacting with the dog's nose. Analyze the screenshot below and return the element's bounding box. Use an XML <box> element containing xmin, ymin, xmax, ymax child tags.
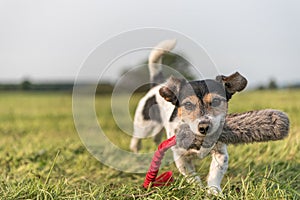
<box><xmin>198</xmin><ymin>121</ymin><xmax>210</xmax><ymax>134</ymax></box>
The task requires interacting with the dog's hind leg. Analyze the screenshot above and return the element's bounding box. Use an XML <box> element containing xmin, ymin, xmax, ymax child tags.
<box><xmin>130</xmin><ymin>123</ymin><xmax>144</xmax><ymax>153</ymax></box>
<box><xmin>130</xmin><ymin>136</ymin><xmax>141</xmax><ymax>153</ymax></box>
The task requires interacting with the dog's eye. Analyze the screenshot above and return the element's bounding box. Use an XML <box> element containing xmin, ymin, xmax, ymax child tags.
<box><xmin>210</xmin><ymin>98</ymin><xmax>222</xmax><ymax>107</ymax></box>
<box><xmin>183</xmin><ymin>102</ymin><xmax>195</xmax><ymax>110</ymax></box>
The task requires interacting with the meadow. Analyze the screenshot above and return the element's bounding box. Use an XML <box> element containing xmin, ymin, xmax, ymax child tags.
<box><xmin>0</xmin><ymin>90</ymin><xmax>299</xmax><ymax>199</ymax></box>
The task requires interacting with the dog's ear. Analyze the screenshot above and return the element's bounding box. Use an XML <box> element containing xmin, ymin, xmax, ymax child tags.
<box><xmin>159</xmin><ymin>76</ymin><xmax>185</xmax><ymax>106</ymax></box>
<box><xmin>216</xmin><ymin>72</ymin><xmax>247</xmax><ymax>100</ymax></box>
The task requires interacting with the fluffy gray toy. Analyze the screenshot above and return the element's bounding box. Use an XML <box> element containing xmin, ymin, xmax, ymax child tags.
<box><xmin>176</xmin><ymin>109</ymin><xmax>289</xmax><ymax>150</ymax></box>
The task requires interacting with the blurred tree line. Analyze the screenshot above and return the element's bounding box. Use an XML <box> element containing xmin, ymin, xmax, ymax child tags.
<box><xmin>0</xmin><ymin>53</ymin><xmax>195</xmax><ymax>94</ymax></box>
<box><xmin>1</xmin><ymin>76</ymin><xmax>300</xmax><ymax>93</ymax></box>
<box><xmin>1</xmin><ymin>56</ymin><xmax>299</xmax><ymax>93</ymax></box>
<box><xmin>256</xmin><ymin>78</ymin><xmax>279</xmax><ymax>90</ymax></box>
<box><xmin>0</xmin><ymin>80</ymin><xmax>114</xmax><ymax>95</ymax></box>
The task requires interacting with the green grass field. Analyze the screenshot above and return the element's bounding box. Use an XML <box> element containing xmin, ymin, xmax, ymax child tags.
<box><xmin>0</xmin><ymin>90</ymin><xmax>299</xmax><ymax>199</ymax></box>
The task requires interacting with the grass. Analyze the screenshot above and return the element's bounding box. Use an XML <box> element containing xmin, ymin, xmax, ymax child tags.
<box><xmin>0</xmin><ymin>90</ymin><xmax>299</xmax><ymax>199</ymax></box>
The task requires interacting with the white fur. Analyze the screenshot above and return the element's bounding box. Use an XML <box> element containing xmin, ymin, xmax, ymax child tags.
<box><xmin>148</xmin><ymin>39</ymin><xmax>177</xmax><ymax>81</ymax></box>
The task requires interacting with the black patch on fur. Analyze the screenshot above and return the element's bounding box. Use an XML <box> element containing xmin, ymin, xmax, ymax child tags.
<box><xmin>169</xmin><ymin>107</ymin><xmax>178</xmax><ymax>122</ymax></box>
<box><xmin>225</xmin><ymin>91</ymin><xmax>233</xmax><ymax>101</ymax></box>
<box><xmin>142</xmin><ymin>95</ymin><xmax>162</xmax><ymax>122</ymax></box>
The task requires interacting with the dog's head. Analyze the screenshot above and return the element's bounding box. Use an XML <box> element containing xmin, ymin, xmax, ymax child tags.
<box><xmin>159</xmin><ymin>72</ymin><xmax>247</xmax><ymax>137</ymax></box>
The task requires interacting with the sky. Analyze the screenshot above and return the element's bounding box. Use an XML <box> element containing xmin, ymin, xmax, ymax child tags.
<box><xmin>0</xmin><ymin>0</ymin><xmax>299</xmax><ymax>88</ymax></box>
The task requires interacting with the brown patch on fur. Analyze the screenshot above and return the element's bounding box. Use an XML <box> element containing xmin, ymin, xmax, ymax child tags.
<box><xmin>180</xmin><ymin>95</ymin><xmax>201</xmax><ymax>121</ymax></box>
<box><xmin>203</xmin><ymin>93</ymin><xmax>228</xmax><ymax>116</ymax></box>
<box><xmin>178</xmin><ymin>107</ymin><xmax>182</xmax><ymax>118</ymax></box>
<box><xmin>159</xmin><ymin>76</ymin><xmax>185</xmax><ymax>105</ymax></box>
<box><xmin>216</xmin><ymin>72</ymin><xmax>247</xmax><ymax>94</ymax></box>
<box><xmin>183</xmin><ymin>95</ymin><xmax>199</xmax><ymax>105</ymax></box>
<box><xmin>159</xmin><ymin>87</ymin><xmax>177</xmax><ymax>104</ymax></box>
<box><xmin>203</xmin><ymin>93</ymin><xmax>213</xmax><ymax>105</ymax></box>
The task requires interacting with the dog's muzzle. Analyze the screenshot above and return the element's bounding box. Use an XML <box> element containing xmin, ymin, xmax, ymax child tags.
<box><xmin>198</xmin><ymin>120</ymin><xmax>211</xmax><ymax>135</ymax></box>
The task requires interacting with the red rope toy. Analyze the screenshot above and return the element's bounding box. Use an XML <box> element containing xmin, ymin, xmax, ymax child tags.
<box><xmin>143</xmin><ymin>135</ymin><xmax>176</xmax><ymax>188</ymax></box>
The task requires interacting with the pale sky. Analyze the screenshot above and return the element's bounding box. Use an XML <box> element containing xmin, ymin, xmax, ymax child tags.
<box><xmin>0</xmin><ymin>0</ymin><xmax>299</xmax><ymax>87</ymax></box>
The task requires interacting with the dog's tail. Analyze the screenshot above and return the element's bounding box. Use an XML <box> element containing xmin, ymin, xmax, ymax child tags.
<box><xmin>148</xmin><ymin>39</ymin><xmax>177</xmax><ymax>86</ymax></box>
<box><xmin>219</xmin><ymin>109</ymin><xmax>290</xmax><ymax>144</ymax></box>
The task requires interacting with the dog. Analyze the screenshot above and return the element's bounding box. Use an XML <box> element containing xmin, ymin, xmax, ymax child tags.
<box><xmin>130</xmin><ymin>39</ymin><xmax>247</xmax><ymax>194</ymax></box>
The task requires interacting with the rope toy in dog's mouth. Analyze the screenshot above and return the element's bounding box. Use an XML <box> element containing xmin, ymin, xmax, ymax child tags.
<box><xmin>142</xmin><ymin>109</ymin><xmax>289</xmax><ymax>189</ymax></box>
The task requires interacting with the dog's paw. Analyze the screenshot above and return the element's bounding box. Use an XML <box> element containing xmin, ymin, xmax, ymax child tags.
<box><xmin>207</xmin><ymin>185</ymin><xmax>223</xmax><ymax>197</ymax></box>
<box><xmin>186</xmin><ymin>174</ymin><xmax>202</xmax><ymax>186</ymax></box>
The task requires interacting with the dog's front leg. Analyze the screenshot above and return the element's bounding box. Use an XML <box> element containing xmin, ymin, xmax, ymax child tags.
<box><xmin>207</xmin><ymin>142</ymin><xmax>228</xmax><ymax>194</ymax></box>
<box><xmin>172</xmin><ymin>149</ymin><xmax>202</xmax><ymax>185</ymax></box>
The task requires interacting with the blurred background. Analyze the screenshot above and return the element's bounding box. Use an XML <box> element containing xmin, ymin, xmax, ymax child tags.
<box><xmin>1</xmin><ymin>0</ymin><xmax>300</xmax><ymax>92</ymax></box>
